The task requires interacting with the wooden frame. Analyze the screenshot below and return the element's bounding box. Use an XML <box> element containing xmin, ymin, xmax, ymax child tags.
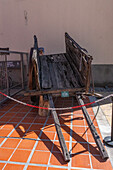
<box><xmin>24</xmin><ymin>33</ymin><xmax>109</xmax><ymax>162</ymax></box>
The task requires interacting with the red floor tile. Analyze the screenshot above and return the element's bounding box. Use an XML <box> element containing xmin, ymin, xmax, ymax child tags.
<box><xmin>9</xmin><ymin>117</ymin><xmax>22</xmax><ymax>123</ymax></box>
<box><xmin>0</xmin><ymin>163</ymin><xmax>5</xmax><ymax>169</ymax></box>
<box><xmin>34</xmin><ymin>118</ymin><xmax>46</xmax><ymax>123</ymax></box>
<box><xmin>27</xmin><ymin>166</ymin><xmax>46</xmax><ymax>170</ymax></box>
<box><xmin>44</xmin><ymin>124</ymin><xmax>56</xmax><ymax>132</ymax></box>
<box><xmin>46</xmin><ymin>119</ymin><xmax>55</xmax><ymax>124</ymax></box>
<box><xmin>50</xmin><ymin>152</ymin><xmax>68</xmax><ymax>166</ymax></box>
<box><xmin>10</xmin><ymin>149</ymin><xmax>31</xmax><ymax>162</ymax></box>
<box><xmin>72</xmin><ymin>154</ymin><xmax>91</xmax><ymax>168</ymax></box>
<box><xmin>72</xmin><ymin>142</ymin><xmax>89</xmax><ymax>155</ymax></box>
<box><xmin>89</xmin><ymin>144</ymin><xmax>100</xmax><ymax>156</ymax></box>
<box><xmin>87</xmin><ymin>133</ymin><xmax>96</xmax><ymax>143</ymax></box>
<box><xmin>72</xmin><ymin>132</ymin><xmax>87</xmax><ymax>142</ymax></box>
<box><xmin>48</xmin><ymin>168</ymin><xmax>67</xmax><ymax>170</ymax></box>
<box><xmin>22</xmin><ymin>117</ymin><xmax>35</xmax><ymax>123</ymax></box>
<box><xmin>0</xmin><ymin>148</ymin><xmax>14</xmax><ymax>161</ymax></box>
<box><xmin>0</xmin><ymin>117</ymin><xmax>11</xmax><ymax>122</ymax></box>
<box><xmin>36</xmin><ymin>141</ymin><xmax>53</xmax><ymax>151</ymax></box>
<box><xmin>40</xmin><ymin>131</ymin><xmax>55</xmax><ymax>140</ymax></box>
<box><xmin>55</xmin><ymin>132</ymin><xmax>70</xmax><ymax>141</ymax></box>
<box><xmin>0</xmin><ymin>112</ymin><xmax>5</xmax><ymax>116</ymax></box>
<box><xmin>53</xmin><ymin>141</ymin><xmax>69</xmax><ymax>153</ymax></box>
<box><xmin>24</xmin><ymin>130</ymin><xmax>40</xmax><ymax>139</ymax></box>
<box><xmin>10</xmin><ymin>130</ymin><xmax>25</xmax><ymax>138</ymax></box>
<box><xmin>0</xmin><ymin>137</ymin><xmax>5</xmax><ymax>144</ymax></box>
<box><xmin>73</xmin><ymin>126</ymin><xmax>86</xmax><ymax>133</ymax></box>
<box><xmin>2</xmin><ymin>138</ymin><xmax>20</xmax><ymax>148</ymax></box>
<box><xmin>72</xmin><ymin>119</ymin><xmax>85</xmax><ymax>126</ymax></box>
<box><xmin>87</xmin><ymin>107</ymin><xmax>95</xmax><ymax>115</ymax></box>
<box><xmin>4</xmin><ymin>163</ymin><xmax>24</xmax><ymax>170</ymax></box>
<box><xmin>18</xmin><ymin>139</ymin><xmax>35</xmax><ymax>149</ymax></box>
<box><xmin>29</xmin><ymin>124</ymin><xmax>43</xmax><ymax>131</ymax></box>
<box><xmin>91</xmin><ymin>155</ymin><xmax>113</xmax><ymax>170</ymax></box>
<box><xmin>0</xmin><ymin>129</ymin><xmax>12</xmax><ymax>136</ymax></box>
<box><xmin>30</xmin><ymin>151</ymin><xmax>50</xmax><ymax>164</ymax></box>
<box><xmin>61</xmin><ymin>125</ymin><xmax>71</xmax><ymax>132</ymax></box>
<box><xmin>15</xmin><ymin>113</ymin><xmax>27</xmax><ymax>117</ymax></box>
<box><xmin>2</xmin><ymin>123</ymin><xmax>17</xmax><ymax>130</ymax></box>
<box><xmin>16</xmin><ymin>123</ymin><xmax>30</xmax><ymax>132</ymax></box>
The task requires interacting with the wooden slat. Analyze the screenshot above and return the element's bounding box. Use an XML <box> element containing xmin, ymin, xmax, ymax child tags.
<box><xmin>52</xmin><ymin>62</ymin><xmax>65</xmax><ymax>88</ymax></box>
<box><xmin>47</xmin><ymin>56</ymin><xmax>57</xmax><ymax>89</ymax></box>
<box><xmin>53</xmin><ymin>55</ymin><xmax>70</xmax><ymax>88</ymax></box>
<box><xmin>65</xmin><ymin>53</ymin><xmax>85</xmax><ymax>86</ymax></box>
<box><xmin>62</xmin><ymin>54</ymin><xmax>80</xmax><ymax>88</ymax></box>
<box><xmin>40</xmin><ymin>56</ymin><xmax>52</xmax><ymax>89</ymax></box>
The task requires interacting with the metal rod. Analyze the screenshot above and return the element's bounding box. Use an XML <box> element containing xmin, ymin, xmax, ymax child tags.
<box><xmin>0</xmin><ymin>50</ymin><xmax>28</xmax><ymax>55</ymax></box>
<box><xmin>111</xmin><ymin>96</ymin><xmax>113</xmax><ymax>141</ymax></box>
<box><xmin>5</xmin><ymin>55</ymin><xmax>10</xmax><ymax>95</ymax></box>
<box><xmin>20</xmin><ymin>54</ymin><xmax>24</xmax><ymax>89</ymax></box>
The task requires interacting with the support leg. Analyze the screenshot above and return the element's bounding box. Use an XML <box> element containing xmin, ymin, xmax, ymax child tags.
<box><xmin>38</xmin><ymin>95</ymin><xmax>49</xmax><ymax>117</ymax></box>
<box><xmin>49</xmin><ymin>94</ymin><xmax>70</xmax><ymax>162</ymax></box>
<box><xmin>76</xmin><ymin>95</ymin><xmax>108</xmax><ymax>159</ymax></box>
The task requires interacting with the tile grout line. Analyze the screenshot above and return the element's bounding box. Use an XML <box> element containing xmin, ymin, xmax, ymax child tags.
<box><xmin>23</xmin><ymin>115</ymin><xmax>50</xmax><ymax>170</ymax></box>
<box><xmin>2</xmin><ymin>108</ymin><xmax>41</xmax><ymax>169</ymax></box>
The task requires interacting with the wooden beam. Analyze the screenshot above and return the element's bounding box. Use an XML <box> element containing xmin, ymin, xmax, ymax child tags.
<box><xmin>76</xmin><ymin>94</ymin><xmax>108</xmax><ymax>159</ymax></box>
<box><xmin>48</xmin><ymin>94</ymin><xmax>70</xmax><ymax>162</ymax></box>
<box><xmin>24</xmin><ymin>88</ymin><xmax>85</xmax><ymax>97</ymax></box>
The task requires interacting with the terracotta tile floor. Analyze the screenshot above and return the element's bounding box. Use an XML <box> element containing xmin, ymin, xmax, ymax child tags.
<box><xmin>0</xmin><ymin>95</ymin><xmax>113</xmax><ymax>170</ymax></box>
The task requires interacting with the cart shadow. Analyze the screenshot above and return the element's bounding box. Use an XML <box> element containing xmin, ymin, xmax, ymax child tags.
<box><xmin>0</xmin><ymin>108</ymin><xmax>107</xmax><ymax>164</ymax></box>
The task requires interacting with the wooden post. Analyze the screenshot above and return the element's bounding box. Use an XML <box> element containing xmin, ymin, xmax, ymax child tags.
<box><xmin>38</xmin><ymin>95</ymin><xmax>49</xmax><ymax>117</ymax></box>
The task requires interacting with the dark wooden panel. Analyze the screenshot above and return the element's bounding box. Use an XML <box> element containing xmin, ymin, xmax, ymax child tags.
<box><xmin>65</xmin><ymin>53</ymin><xmax>85</xmax><ymax>87</ymax></box>
<box><xmin>47</xmin><ymin>55</ymin><xmax>57</xmax><ymax>89</ymax></box>
<box><xmin>40</xmin><ymin>56</ymin><xmax>52</xmax><ymax>89</ymax></box>
<box><xmin>62</xmin><ymin>54</ymin><xmax>80</xmax><ymax>88</ymax></box>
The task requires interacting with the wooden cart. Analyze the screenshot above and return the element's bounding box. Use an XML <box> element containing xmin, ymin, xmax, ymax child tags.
<box><xmin>25</xmin><ymin>33</ymin><xmax>108</xmax><ymax>161</ymax></box>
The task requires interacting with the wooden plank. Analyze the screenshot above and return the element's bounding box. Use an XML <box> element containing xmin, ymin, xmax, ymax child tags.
<box><xmin>40</xmin><ymin>56</ymin><xmax>52</xmax><ymax>89</ymax></box>
<box><xmin>76</xmin><ymin>95</ymin><xmax>108</xmax><ymax>159</ymax></box>
<box><xmin>54</xmin><ymin>56</ymin><xmax>70</xmax><ymax>88</ymax></box>
<box><xmin>65</xmin><ymin>53</ymin><xmax>85</xmax><ymax>86</ymax></box>
<box><xmin>66</xmin><ymin>44</ymin><xmax>86</xmax><ymax>82</ymax></box>
<box><xmin>62</xmin><ymin>54</ymin><xmax>80</xmax><ymax>88</ymax></box>
<box><xmin>49</xmin><ymin>94</ymin><xmax>70</xmax><ymax>162</ymax></box>
<box><xmin>47</xmin><ymin>55</ymin><xmax>57</xmax><ymax>89</ymax></box>
<box><xmin>24</xmin><ymin>87</ymin><xmax>85</xmax><ymax>97</ymax></box>
<box><xmin>52</xmin><ymin>62</ymin><xmax>65</xmax><ymax>88</ymax></box>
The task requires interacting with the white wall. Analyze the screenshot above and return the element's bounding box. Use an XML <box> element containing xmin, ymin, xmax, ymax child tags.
<box><xmin>0</xmin><ymin>0</ymin><xmax>113</xmax><ymax>64</ymax></box>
